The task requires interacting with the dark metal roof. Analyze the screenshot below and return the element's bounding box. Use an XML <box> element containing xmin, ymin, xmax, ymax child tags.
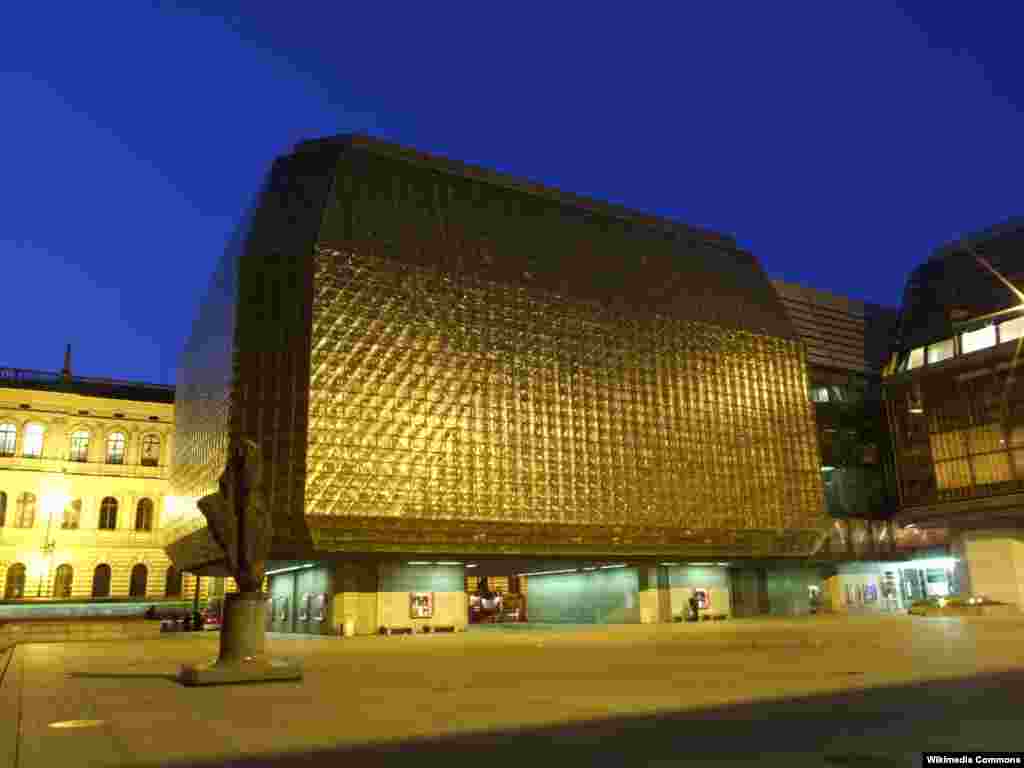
<box><xmin>290</xmin><ymin>133</ymin><xmax>795</xmax><ymax>341</ymax></box>
<box><xmin>0</xmin><ymin>367</ymin><xmax>175</xmax><ymax>404</ymax></box>
<box><xmin>296</xmin><ymin>133</ymin><xmax>737</xmax><ymax>247</ymax></box>
<box><xmin>897</xmin><ymin>217</ymin><xmax>1024</xmax><ymax>350</ymax></box>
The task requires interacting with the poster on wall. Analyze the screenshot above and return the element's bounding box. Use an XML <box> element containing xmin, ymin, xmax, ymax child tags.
<box><xmin>298</xmin><ymin>592</ymin><xmax>311</xmax><ymax>621</ymax></box>
<box><xmin>693</xmin><ymin>588</ymin><xmax>711</xmax><ymax>610</ymax></box>
<box><xmin>312</xmin><ymin>593</ymin><xmax>327</xmax><ymax>622</ymax></box>
<box><xmin>410</xmin><ymin>592</ymin><xmax>434</xmax><ymax>619</ymax></box>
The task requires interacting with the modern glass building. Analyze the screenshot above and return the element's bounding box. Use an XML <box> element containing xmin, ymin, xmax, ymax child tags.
<box><xmin>884</xmin><ymin>218</ymin><xmax>1024</xmax><ymax>608</ymax></box>
<box><xmin>164</xmin><ymin>135</ymin><xmax>828</xmax><ymax>632</ymax></box>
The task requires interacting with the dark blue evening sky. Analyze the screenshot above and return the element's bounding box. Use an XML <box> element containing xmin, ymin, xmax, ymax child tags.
<box><xmin>2</xmin><ymin>2</ymin><xmax>1021</xmax><ymax>384</ymax></box>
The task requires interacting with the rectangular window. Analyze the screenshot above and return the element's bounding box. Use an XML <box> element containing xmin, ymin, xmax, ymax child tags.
<box><xmin>926</xmin><ymin>338</ymin><xmax>956</xmax><ymax>365</ymax></box>
<box><xmin>961</xmin><ymin>325</ymin><xmax>997</xmax><ymax>355</ymax></box>
<box><xmin>999</xmin><ymin>315</ymin><xmax>1024</xmax><ymax>344</ymax></box>
<box><xmin>907</xmin><ymin>347</ymin><xmax>925</xmax><ymax>369</ymax></box>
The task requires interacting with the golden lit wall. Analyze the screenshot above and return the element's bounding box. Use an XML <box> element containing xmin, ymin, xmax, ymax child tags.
<box><xmin>305</xmin><ymin>247</ymin><xmax>824</xmax><ymax>555</ymax></box>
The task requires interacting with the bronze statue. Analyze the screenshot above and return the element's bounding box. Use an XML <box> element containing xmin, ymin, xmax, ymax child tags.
<box><xmin>180</xmin><ymin>437</ymin><xmax>301</xmax><ymax>684</ymax></box>
<box><xmin>197</xmin><ymin>438</ymin><xmax>272</xmax><ymax>593</ymax></box>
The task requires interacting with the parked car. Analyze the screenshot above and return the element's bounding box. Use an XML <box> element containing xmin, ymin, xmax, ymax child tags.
<box><xmin>908</xmin><ymin>595</ymin><xmax>1004</xmax><ymax>615</ymax></box>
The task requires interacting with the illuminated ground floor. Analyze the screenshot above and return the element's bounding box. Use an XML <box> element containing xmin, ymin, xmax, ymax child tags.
<box><xmin>261</xmin><ymin>553</ymin><xmax>967</xmax><ymax>637</ymax></box>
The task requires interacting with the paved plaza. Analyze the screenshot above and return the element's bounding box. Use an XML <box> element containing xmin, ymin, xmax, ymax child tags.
<box><xmin>2</xmin><ymin>616</ymin><xmax>1024</xmax><ymax>767</ymax></box>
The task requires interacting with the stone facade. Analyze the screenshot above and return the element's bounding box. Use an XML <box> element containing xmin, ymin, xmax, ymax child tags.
<box><xmin>0</xmin><ymin>369</ymin><xmax>212</xmax><ymax>602</ymax></box>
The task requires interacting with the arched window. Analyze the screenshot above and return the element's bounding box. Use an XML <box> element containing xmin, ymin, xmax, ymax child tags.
<box><xmin>164</xmin><ymin>566</ymin><xmax>182</xmax><ymax>597</ymax></box>
<box><xmin>129</xmin><ymin>564</ymin><xmax>147</xmax><ymax>597</ymax></box>
<box><xmin>135</xmin><ymin>498</ymin><xmax>153</xmax><ymax>531</ymax></box>
<box><xmin>15</xmin><ymin>492</ymin><xmax>36</xmax><ymax>528</ymax></box>
<box><xmin>0</xmin><ymin>491</ymin><xmax>6</xmax><ymax>527</ymax></box>
<box><xmin>62</xmin><ymin>499</ymin><xmax>81</xmax><ymax>530</ymax></box>
<box><xmin>22</xmin><ymin>423</ymin><xmax>44</xmax><ymax>458</ymax></box>
<box><xmin>4</xmin><ymin>563</ymin><xmax>26</xmax><ymax>599</ymax></box>
<box><xmin>99</xmin><ymin>497</ymin><xmax>118</xmax><ymax>530</ymax></box>
<box><xmin>0</xmin><ymin>423</ymin><xmax>15</xmax><ymax>457</ymax></box>
<box><xmin>53</xmin><ymin>564</ymin><xmax>74</xmax><ymax>598</ymax></box>
<box><xmin>141</xmin><ymin>434</ymin><xmax>160</xmax><ymax>467</ymax></box>
<box><xmin>91</xmin><ymin>564</ymin><xmax>111</xmax><ymax>597</ymax></box>
<box><xmin>69</xmin><ymin>429</ymin><xmax>90</xmax><ymax>462</ymax></box>
<box><xmin>106</xmin><ymin>433</ymin><xmax>126</xmax><ymax>465</ymax></box>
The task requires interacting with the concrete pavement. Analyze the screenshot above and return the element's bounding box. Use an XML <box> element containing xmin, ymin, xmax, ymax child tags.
<box><xmin>3</xmin><ymin>616</ymin><xmax>1024</xmax><ymax>767</ymax></box>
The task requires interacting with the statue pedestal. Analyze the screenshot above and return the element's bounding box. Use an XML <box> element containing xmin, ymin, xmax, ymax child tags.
<box><xmin>179</xmin><ymin>592</ymin><xmax>302</xmax><ymax>686</ymax></box>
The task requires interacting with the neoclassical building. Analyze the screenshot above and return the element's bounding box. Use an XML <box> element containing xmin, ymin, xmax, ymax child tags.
<box><xmin>0</xmin><ymin>353</ymin><xmax>202</xmax><ymax>602</ymax></box>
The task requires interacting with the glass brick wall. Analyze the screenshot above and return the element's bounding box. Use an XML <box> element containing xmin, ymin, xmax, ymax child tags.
<box><xmin>305</xmin><ymin>246</ymin><xmax>824</xmax><ymax>554</ymax></box>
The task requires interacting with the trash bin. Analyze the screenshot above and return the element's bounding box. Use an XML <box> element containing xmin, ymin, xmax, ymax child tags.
<box><xmin>343</xmin><ymin>616</ymin><xmax>356</xmax><ymax>638</ymax></box>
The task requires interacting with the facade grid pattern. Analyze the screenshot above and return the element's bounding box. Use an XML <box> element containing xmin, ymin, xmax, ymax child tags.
<box><xmin>305</xmin><ymin>247</ymin><xmax>823</xmax><ymax>542</ymax></box>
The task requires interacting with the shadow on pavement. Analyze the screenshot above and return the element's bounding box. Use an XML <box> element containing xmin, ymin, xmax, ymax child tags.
<box><xmin>142</xmin><ymin>668</ymin><xmax>1024</xmax><ymax>768</ymax></box>
<box><xmin>69</xmin><ymin>672</ymin><xmax>181</xmax><ymax>683</ymax></box>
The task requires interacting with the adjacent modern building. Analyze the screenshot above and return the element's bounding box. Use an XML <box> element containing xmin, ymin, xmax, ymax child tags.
<box><xmin>164</xmin><ymin>135</ymin><xmax>830</xmax><ymax>634</ymax></box>
<box><xmin>0</xmin><ymin>352</ymin><xmax>191</xmax><ymax>603</ymax></box>
<box><xmin>884</xmin><ymin>218</ymin><xmax>1024</xmax><ymax>609</ymax></box>
<box><xmin>773</xmin><ymin>280</ymin><xmax>956</xmax><ymax>614</ymax></box>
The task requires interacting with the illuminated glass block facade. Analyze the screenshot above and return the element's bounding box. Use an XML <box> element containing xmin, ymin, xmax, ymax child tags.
<box><xmin>167</xmin><ymin>135</ymin><xmax>825</xmax><ymax>565</ymax></box>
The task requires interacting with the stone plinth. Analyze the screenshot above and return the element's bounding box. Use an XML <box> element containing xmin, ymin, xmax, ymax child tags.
<box><xmin>179</xmin><ymin>592</ymin><xmax>301</xmax><ymax>686</ymax></box>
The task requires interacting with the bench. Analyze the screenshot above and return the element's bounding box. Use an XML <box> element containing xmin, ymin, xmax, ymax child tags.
<box><xmin>380</xmin><ymin>626</ymin><xmax>414</xmax><ymax>636</ymax></box>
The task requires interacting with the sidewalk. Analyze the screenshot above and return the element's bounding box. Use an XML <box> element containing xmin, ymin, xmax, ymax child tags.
<box><xmin>4</xmin><ymin>616</ymin><xmax>1024</xmax><ymax>767</ymax></box>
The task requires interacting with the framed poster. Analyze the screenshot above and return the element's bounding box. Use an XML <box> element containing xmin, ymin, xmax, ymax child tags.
<box><xmin>410</xmin><ymin>591</ymin><xmax>434</xmax><ymax>619</ymax></box>
<box><xmin>277</xmin><ymin>596</ymin><xmax>289</xmax><ymax>622</ymax></box>
<box><xmin>693</xmin><ymin>588</ymin><xmax>711</xmax><ymax>610</ymax></box>
<box><xmin>312</xmin><ymin>593</ymin><xmax>327</xmax><ymax>622</ymax></box>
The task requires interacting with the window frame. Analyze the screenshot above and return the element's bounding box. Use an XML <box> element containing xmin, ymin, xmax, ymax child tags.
<box><xmin>14</xmin><ymin>492</ymin><xmax>36</xmax><ymax>528</ymax></box>
<box><xmin>98</xmin><ymin>496</ymin><xmax>118</xmax><ymax>530</ymax></box>
<box><xmin>140</xmin><ymin>434</ymin><xmax>161</xmax><ymax>467</ymax></box>
<box><xmin>53</xmin><ymin>564</ymin><xmax>74</xmax><ymax>598</ymax></box>
<box><xmin>91</xmin><ymin>564</ymin><xmax>111</xmax><ymax>598</ymax></box>
<box><xmin>129</xmin><ymin>563</ymin><xmax>148</xmax><ymax>598</ymax></box>
<box><xmin>22</xmin><ymin>423</ymin><xmax>44</xmax><ymax>458</ymax></box>
<box><xmin>69</xmin><ymin>429</ymin><xmax>91</xmax><ymax>462</ymax></box>
<box><xmin>135</xmin><ymin>498</ymin><xmax>153</xmax><ymax>531</ymax></box>
<box><xmin>106</xmin><ymin>432</ymin><xmax>126</xmax><ymax>465</ymax></box>
<box><xmin>4</xmin><ymin>563</ymin><xmax>27</xmax><ymax>599</ymax></box>
<box><xmin>0</xmin><ymin>423</ymin><xmax>15</xmax><ymax>457</ymax></box>
<box><xmin>62</xmin><ymin>499</ymin><xmax>82</xmax><ymax>530</ymax></box>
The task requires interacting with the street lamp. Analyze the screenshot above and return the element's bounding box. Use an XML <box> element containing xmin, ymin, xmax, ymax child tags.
<box><xmin>38</xmin><ymin>490</ymin><xmax>68</xmax><ymax>598</ymax></box>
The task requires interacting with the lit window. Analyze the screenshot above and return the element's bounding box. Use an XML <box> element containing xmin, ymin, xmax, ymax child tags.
<box><xmin>23</xmin><ymin>423</ymin><xmax>44</xmax><ymax>458</ymax></box>
<box><xmin>69</xmin><ymin>430</ymin><xmax>90</xmax><ymax>462</ymax></box>
<box><xmin>907</xmin><ymin>348</ymin><xmax>925</xmax><ymax>370</ymax></box>
<box><xmin>135</xmin><ymin>498</ymin><xmax>153</xmax><ymax>531</ymax></box>
<box><xmin>4</xmin><ymin>563</ymin><xmax>26</xmax><ymax>599</ymax></box>
<box><xmin>0</xmin><ymin>424</ymin><xmax>15</xmax><ymax>457</ymax></box>
<box><xmin>53</xmin><ymin>564</ymin><xmax>73</xmax><ymax>598</ymax></box>
<box><xmin>961</xmin><ymin>325</ymin><xmax>997</xmax><ymax>355</ymax></box>
<box><xmin>810</xmin><ymin>386</ymin><xmax>830</xmax><ymax>403</ymax></box>
<box><xmin>99</xmin><ymin>497</ymin><xmax>118</xmax><ymax>530</ymax></box>
<box><xmin>999</xmin><ymin>315</ymin><xmax>1024</xmax><ymax>343</ymax></box>
<box><xmin>62</xmin><ymin>499</ymin><xmax>81</xmax><ymax>530</ymax></box>
<box><xmin>106</xmin><ymin>433</ymin><xmax>125</xmax><ymax>465</ymax></box>
<box><xmin>15</xmin><ymin>492</ymin><xmax>35</xmax><ymax>528</ymax></box>
<box><xmin>926</xmin><ymin>338</ymin><xmax>956</xmax><ymax>365</ymax></box>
